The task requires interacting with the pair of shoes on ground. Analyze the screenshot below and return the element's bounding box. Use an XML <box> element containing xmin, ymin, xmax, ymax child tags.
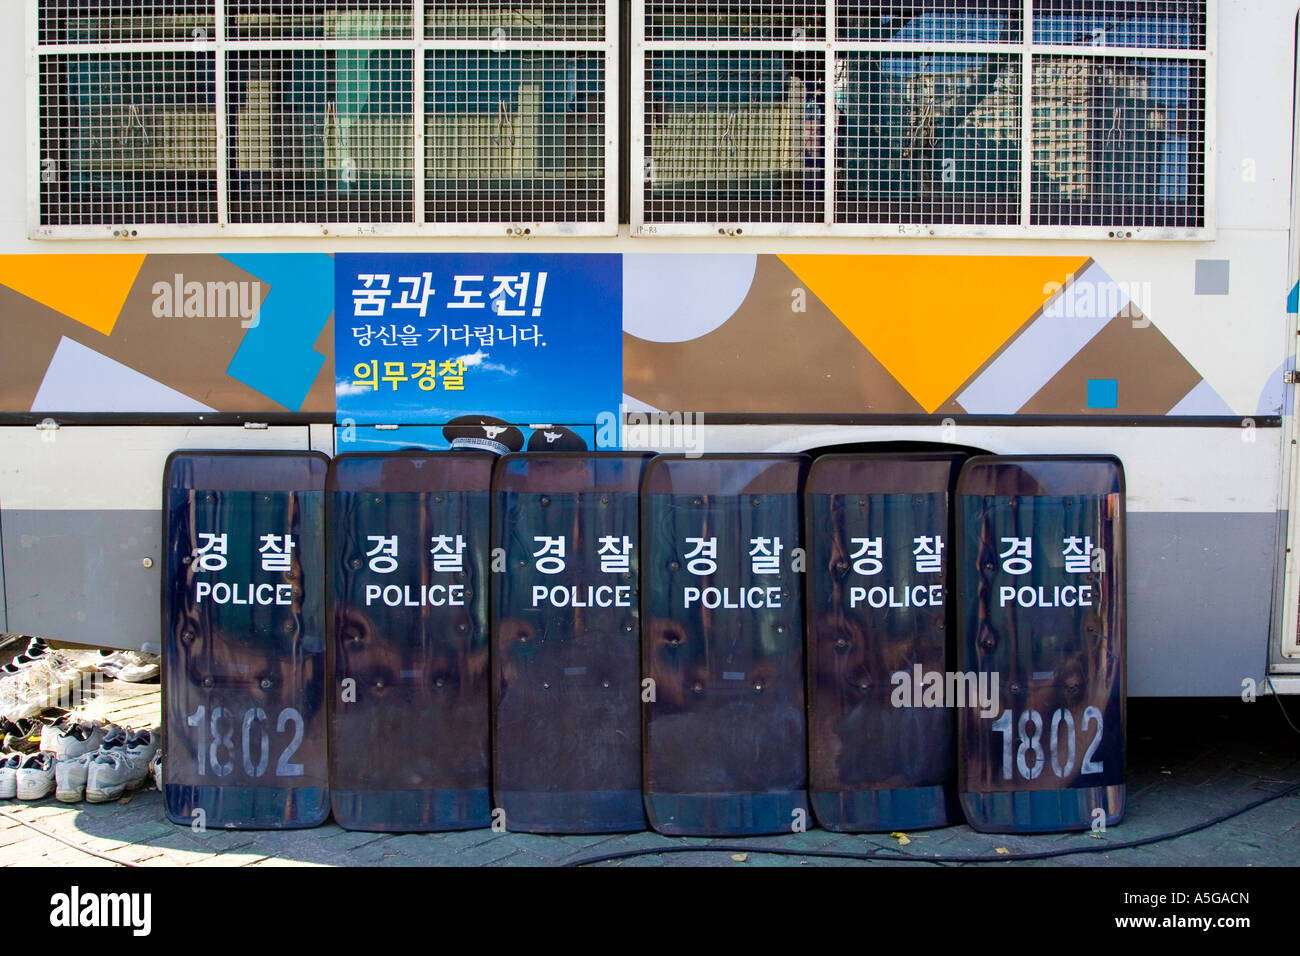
<box><xmin>40</xmin><ymin>715</ymin><xmax>117</xmax><ymax>758</ymax></box>
<box><xmin>0</xmin><ymin>655</ymin><xmax>95</xmax><ymax>722</ymax></box>
<box><xmin>0</xmin><ymin>726</ymin><xmax>159</xmax><ymax>803</ymax></box>
<box><xmin>92</xmin><ymin>650</ymin><xmax>160</xmax><ymax>683</ymax></box>
<box><xmin>0</xmin><ymin>715</ymin><xmax>123</xmax><ymax>800</ymax></box>
<box><xmin>57</xmin><ymin>727</ymin><xmax>160</xmax><ymax>803</ymax></box>
<box><xmin>0</xmin><ymin>637</ymin><xmax>49</xmax><ymax>676</ymax></box>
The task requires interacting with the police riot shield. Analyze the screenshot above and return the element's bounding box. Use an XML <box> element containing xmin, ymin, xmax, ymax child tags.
<box><xmin>162</xmin><ymin>451</ymin><xmax>329</xmax><ymax>829</ymax></box>
<box><xmin>805</xmin><ymin>454</ymin><xmax>963</xmax><ymax>831</ymax></box>
<box><xmin>957</xmin><ymin>456</ymin><xmax>1125</xmax><ymax>833</ymax></box>
<box><xmin>328</xmin><ymin>452</ymin><xmax>493</xmax><ymax>832</ymax></box>
<box><xmin>492</xmin><ymin>453</ymin><xmax>653</xmax><ymax>833</ymax></box>
<box><xmin>642</xmin><ymin>455</ymin><xmax>809</xmax><ymax>836</ymax></box>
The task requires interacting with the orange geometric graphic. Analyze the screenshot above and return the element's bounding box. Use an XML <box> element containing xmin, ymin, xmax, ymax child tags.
<box><xmin>779</xmin><ymin>254</ymin><xmax>1089</xmax><ymax>413</ymax></box>
<box><xmin>0</xmin><ymin>254</ymin><xmax>146</xmax><ymax>337</ymax></box>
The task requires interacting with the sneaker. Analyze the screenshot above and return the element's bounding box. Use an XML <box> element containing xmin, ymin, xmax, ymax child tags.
<box><xmin>116</xmin><ymin>652</ymin><xmax>160</xmax><ymax>683</ymax></box>
<box><xmin>0</xmin><ymin>753</ymin><xmax>22</xmax><ymax>799</ymax></box>
<box><xmin>0</xmin><ymin>687</ymin><xmax>42</xmax><ymax>723</ymax></box>
<box><xmin>99</xmin><ymin>725</ymin><xmax>129</xmax><ymax>750</ymax></box>
<box><xmin>124</xmin><ymin>729</ymin><xmax>160</xmax><ymax>763</ymax></box>
<box><xmin>14</xmin><ymin>753</ymin><xmax>55</xmax><ymax>800</ymax></box>
<box><xmin>85</xmin><ymin>751</ymin><xmax>144</xmax><ymax>803</ymax></box>
<box><xmin>85</xmin><ymin>730</ymin><xmax>158</xmax><ymax>803</ymax></box>
<box><xmin>149</xmin><ymin>751</ymin><xmax>162</xmax><ymax>791</ymax></box>
<box><xmin>1</xmin><ymin>717</ymin><xmax>42</xmax><ymax>754</ymax></box>
<box><xmin>38</xmin><ymin>714</ymin><xmax>75</xmax><ymax>752</ymax></box>
<box><xmin>42</xmin><ymin>718</ymin><xmax>108</xmax><ymax>758</ymax></box>
<box><xmin>54</xmin><ymin>752</ymin><xmax>93</xmax><ymax>803</ymax></box>
<box><xmin>93</xmin><ymin>650</ymin><xmax>133</xmax><ymax>677</ymax></box>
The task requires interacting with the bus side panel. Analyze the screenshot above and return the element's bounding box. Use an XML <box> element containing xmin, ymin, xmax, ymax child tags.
<box><xmin>0</xmin><ymin>425</ymin><xmax>311</xmax><ymax>651</ymax></box>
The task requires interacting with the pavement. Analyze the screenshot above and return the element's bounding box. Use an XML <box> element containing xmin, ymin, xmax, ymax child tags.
<box><xmin>0</xmin><ymin>676</ymin><xmax>1296</xmax><ymax>868</ymax></box>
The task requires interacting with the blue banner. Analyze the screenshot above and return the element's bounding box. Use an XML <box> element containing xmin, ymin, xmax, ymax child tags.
<box><xmin>335</xmin><ymin>253</ymin><xmax>622</xmax><ymax>425</ymax></box>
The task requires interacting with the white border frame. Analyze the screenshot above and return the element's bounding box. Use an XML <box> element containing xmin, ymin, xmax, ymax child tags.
<box><xmin>630</xmin><ymin>0</ymin><xmax>1216</xmax><ymax>239</ymax></box>
<box><xmin>1277</xmin><ymin>10</ymin><xmax>1300</xmax><ymax>664</ymax></box>
<box><xmin>27</xmin><ymin>0</ymin><xmax>620</xmax><ymax>238</ymax></box>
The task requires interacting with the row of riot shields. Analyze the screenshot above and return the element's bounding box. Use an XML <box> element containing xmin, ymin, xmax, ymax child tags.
<box><xmin>162</xmin><ymin>450</ymin><xmax>1125</xmax><ymax>835</ymax></box>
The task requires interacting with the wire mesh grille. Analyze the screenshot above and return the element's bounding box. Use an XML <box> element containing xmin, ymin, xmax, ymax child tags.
<box><xmin>425</xmin><ymin>51</ymin><xmax>606</xmax><ymax>222</ymax></box>
<box><xmin>425</xmin><ymin>2</ymin><xmax>605</xmax><ymax>41</ymax></box>
<box><xmin>39</xmin><ymin>52</ymin><xmax>218</xmax><ymax>225</ymax></box>
<box><xmin>644</xmin><ymin>2</ymin><xmax>825</xmax><ymax>41</ymax></box>
<box><xmin>638</xmin><ymin>0</ymin><xmax>1209</xmax><ymax>233</ymax></box>
<box><xmin>1033</xmin><ymin>0</ymin><xmax>1206</xmax><ymax>50</ymax></box>
<box><xmin>837</xmin><ymin>1</ymin><xmax>1022</xmax><ymax>43</ymax></box>
<box><xmin>835</xmin><ymin>52</ymin><xmax>1021</xmax><ymax>225</ymax></box>
<box><xmin>228</xmin><ymin>50</ymin><xmax>413</xmax><ymax>223</ymax></box>
<box><xmin>643</xmin><ymin>50</ymin><xmax>825</xmax><ymax>224</ymax></box>
<box><xmin>227</xmin><ymin>1</ymin><xmax>413</xmax><ymax>40</ymax></box>
<box><xmin>36</xmin><ymin>1</ymin><xmax>613</xmax><ymax>231</ymax></box>
<box><xmin>38</xmin><ymin>1</ymin><xmax>216</xmax><ymax>44</ymax></box>
<box><xmin>1029</xmin><ymin>55</ymin><xmax>1204</xmax><ymax>227</ymax></box>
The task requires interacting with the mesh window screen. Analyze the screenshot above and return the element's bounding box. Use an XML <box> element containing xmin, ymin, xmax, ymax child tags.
<box><xmin>424</xmin><ymin>51</ymin><xmax>606</xmax><ymax>223</ymax></box>
<box><xmin>226</xmin><ymin>1</ymin><xmax>414</xmax><ymax>40</ymax></box>
<box><xmin>1033</xmin><ymin>0</ymin><xmax>1206</xmax><ymax>49</ymax></box>
<box><xmin>228</xmin><ymin>49</ymin><xmax>414</xmax><ymax>223</ymax></box>
<box><xmin>645</xmin><ymin>1</ymin><xmax>825</xmax><ymax>41</ymax></box>
<box><xmin>635</xmin><ymin>0</ymin><xmax>1209</xmax><ymax>236</ymax></box>
<box><xmin>644</xmin><ymin>50</ymin><xmax>824</xmax><ymax>225</ymax></box>
<box><xmin>38</xmin><ymin>1</ymin><xmax>216</xmax><ymax>44</ymax></box>
<box><xmin>39</xmin><ymin>51</ymin><xmax>219</xmax><ymax>226</ymax></box>
<box><xmin>35</xmin><ymin>0</ymin><xmax>614</xmax><ymax>234</ymax></box>
<box><xmin>835</xmin><ymin>52</ymin><xmax>1021</xmax><ymax>225</ymax></box>
<box><xmin>837</xmin><ymin>0</ymin><xmax>1022</xmax><ymax>43</ymax></box>
<box><xmin>425</xmin><ymin>2</ymin><xmax>605</xmax><ymax>41</ymax></box>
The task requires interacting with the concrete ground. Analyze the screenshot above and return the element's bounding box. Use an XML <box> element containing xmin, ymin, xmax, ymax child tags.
<box><xmin>0</xmin><ymin>676</ymin><xmax>1296</xmax><ymax>867</ymax></box>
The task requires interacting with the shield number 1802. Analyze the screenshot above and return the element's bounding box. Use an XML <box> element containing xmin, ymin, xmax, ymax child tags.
<box><xmin>184</xmin><ymin>706</ymin><xmax>306</xmax><ymax>779</ymax></box>
<box><xmin>990</xmin><ymin>706</ymin><xmax>1104</xmax><ymax>782</ymax></box>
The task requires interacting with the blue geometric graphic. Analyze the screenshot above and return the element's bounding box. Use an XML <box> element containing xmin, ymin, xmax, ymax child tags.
<box><xmin>224</xmin><ymin>254</ymin><xmax>334</xmax><ymax>411</ymax></box>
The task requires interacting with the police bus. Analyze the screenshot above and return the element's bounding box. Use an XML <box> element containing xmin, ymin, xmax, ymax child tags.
<box><xmin>0</xmin><ymin>0</ymin><xmax>1294</xmax><ymax>704</ymax></box>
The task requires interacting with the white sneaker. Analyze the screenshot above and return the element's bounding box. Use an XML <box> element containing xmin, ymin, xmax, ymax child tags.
<box><xmin>92</xmin><ymin>650</ymin><xmax>136</xmax><ymax>678</ymax></box>
<box><xmin>14</xmin><ymin>753</ymin><xmax>55</xmax><ymax>800</ymax></box>
<box><xmin>54</xmin><ymin>752</ymin><xmax>93</xmax><ymax>803</ymax></box>
<box><xmin>44</xmin><ymin>719</ymin><xmax>109</xmax><ymax>758</ymax></box>
<box><xmin>116</xmin><ymin>653</ymin><xmax>160</xmax><ymax>683</ymax></box>
<box><xmin>84</xmin><ymin>731</ymin><xmax>158</xmax><ymax>802</ymax></box>
<box><xmin>0</xmin><ymin>687</ymin><xmax>43</xmax><ymax>722</ymax></box>
<box><xmin>84</xmin><ymin>750</ymin><xmax>137</xmax><ymax>803</ymax></box>
<box><xmin>39</xmin><ymin>715</ymin><xmax>72</xmax><ymax>752</ymax></box>
<box><xmin>128</xmin><ymin>729</ymin><xmax>160</xmax><ymax>760</ymax></box>
<box><xmin>0</xmin><ymin>753</ymin><xmax>22</xmax><ymax>799</ymax></box>
<box><xmin>149</xmin><ymin>751</ymin><xmax>162</xmax><ymax>791</ymax></box>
